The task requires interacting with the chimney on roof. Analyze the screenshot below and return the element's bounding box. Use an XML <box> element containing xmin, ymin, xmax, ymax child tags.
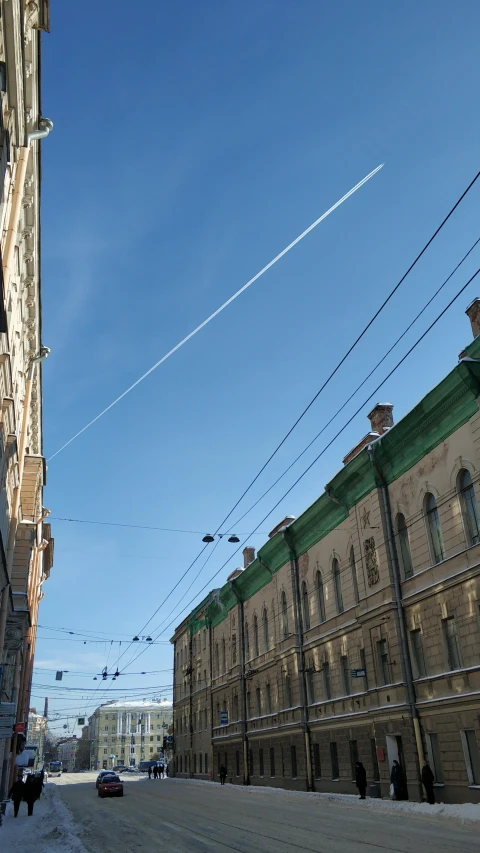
<box><xmin>227</xmin><ymin>568</ymin><xmax>244</xmax><ymax>582</ymax></box>
<box><xmin>268</xmin><ymin>516</ymin><xmax>295</xmax><ymax>539</ymax></box>
<box><xmin>367</xmin><ymin>403</ymin><xmax>394</xmax><ymax>436</ymax></box>
<box><xmin>243</xmin><ymin>547</ymin><xmax>255</xmax><ymax>568</ymax></box>
<box><xmin>466</xmin><ymin>298</ymin><xmax>480</xmax><ymax>339</ymax></box>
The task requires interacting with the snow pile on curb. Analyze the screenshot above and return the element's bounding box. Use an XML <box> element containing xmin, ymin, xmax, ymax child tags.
<box><xmin>0</xmin><ymin>782</ymin><xmax>88</xmax><ymax>852</ymax></box>
<box><xmin>169</xmin><ymin>777</ymin><xmax>480</xmax><ymax>824</ymax></box>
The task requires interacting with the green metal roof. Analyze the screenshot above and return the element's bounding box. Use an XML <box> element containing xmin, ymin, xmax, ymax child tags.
<box><xmin>182</xmin><ymin>352</ymin><xmax>480</xmax><ymax>632</ymax></box>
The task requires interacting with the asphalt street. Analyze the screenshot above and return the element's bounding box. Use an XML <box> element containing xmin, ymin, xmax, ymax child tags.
<box><xmin>53</xmin><ymin>773</ymin><xmax>479</xmax><ymax>853</ymax></box>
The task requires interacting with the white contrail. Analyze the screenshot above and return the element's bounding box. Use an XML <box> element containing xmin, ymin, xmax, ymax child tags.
<box><xmin>48</xmin><ymin>164</ymin><xmax>383</xmax><ymax>461</ymax></box>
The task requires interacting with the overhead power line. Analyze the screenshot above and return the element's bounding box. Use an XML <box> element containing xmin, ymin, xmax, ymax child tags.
<box><xmin>112</xmin><ymin>169</ymin><xmax>480</xmax><ymax>670</ymax></box>
<box><xmin>49</xmin><ymin>517</ymin><xmax>269</xmax><ymax>535</ymax></box>
<box><xmin>47</xmin><ymin>164</ymin><xmax>383</xmax><ymax>462</ymax></box>
<box><xmin>121</xmin><ymin>262</ymin><xmax>480</xmax><ymax>670</ymax></box>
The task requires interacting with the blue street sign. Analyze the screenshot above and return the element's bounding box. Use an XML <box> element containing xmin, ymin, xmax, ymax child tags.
<box><xmin>351</xmin><ymin>668</ymin><xmax>366</xmax><ymax>678</ymax></box>
<box><xmin>220</xmin><ymin>711</ymin><xmax>228</xmax><ymax>725</ymax></box>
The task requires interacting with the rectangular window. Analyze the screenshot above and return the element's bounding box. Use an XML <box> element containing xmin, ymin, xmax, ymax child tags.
<box><xmin>461</xmin><ymin>730</ymin><xmax>480</xmax><ymax>785</ymax></box>
<box><xmin>377</xmin><ymin>639</ymin><xmax>390</xmax><ymax>685</ymax></box>
<box><xmin>194</xmin><ymin>754</ymin><xmax>197</xmax><ymax>773</ymax></box>
<box><xmin>341</xmin><ymin>655</ymin><xmax>351</xmax><ymax>695</ymax></box>
<box><xmin>199</xmin><ymin>753</ymin><xmax>203</xmax><ymax>774</ymax></box>
<box><xmin>270</xmin><ymin>747</ymin><xmax>275</xmax><ymax>777</ymax></box>
<box><xmin>284</xmin><ymin>673</ymin><xmax>292</xmax><ymax>708</ymax></box>
<box><xmin>443</xmin><ymin>617</ymin><xmax>461</xmax><ymax>670</ymax></box>
<box><xmin>265</xmin><ymin>683</ymin><xmax>272</xmax><ymax>715</ymax></box>
<box><xmin>103</xmin><ymin>748</ymin><xmax>107</xmax><ymax>755</ymax></box>
<box><xmin>205</xmin><ymin>753</ymin><xmax>208</xmax><ymax>774</ymax></box>
<box><xmin>256</xmin><ymin>686</ymin><xmax>262</xmax><ymax>717</ymax></box>
<box><xmin>322</xmin><ymin>662</ymin><xmax>331</xmax><ymax>700</ymax></box>
<box><xmin>371</xmin><ymin>738</ymin><xmax>380</xmax><ymax>782</ymax></box>
<box><xmin>249</xmin><ymin>749</ymin><xmax>254</xmax><ymax>777</ymax></box>
<box><xmin>330</xmin><ymin>742</ymin><xmax>339</xmax><ymax>779</ymax></box>
<box><xmin>410</xmin><ymin>629</ymin><xmax>427</xmax><ymax>678</ymax></box>
<box><xmin>349</xmin><ymin>740</ymin><xmax>358</xmax><ymax>780</ymax></box>
<box><xmin>313</xmin><ymin>743</ymin><xmax>321</xmax><ymax>778</ymax></box>
<box><xmin>233</xmin><ymin>694</ymin><xmax>239</xmax><ymax>720</ymax></box>
<box><xmin>426</xmin><ymin>733</ymin><xmax>444</xmax><ymax>784</ymax></box>
<box><xmin>232</xmin><ymin>634</ymin><xmax>237</xmax><ymax>665</ymax></box>
<box><xmin>291</xmin><ymin>745</ymin><xmax>297</xmax><ymax>778</ymax></box>
<box><xmin>259</xmin><ymin>748</ymin><xmax>264</xmax><ymax>776</ymax></box>
<box><xmin>236</xmin><ymin>750</ymin><xmax>240</xmax><ymax>776</ymax></box>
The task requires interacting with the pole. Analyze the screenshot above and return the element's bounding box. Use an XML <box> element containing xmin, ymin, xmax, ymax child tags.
<box><xmin>367</xmin><ymin>445</ymin><xmax>425</xmax><ymax>798</ymax></box>
<box><xmin>282</xmin><ymin>529</ymin><xmax>313</xmax><ymax>791</ymax></box>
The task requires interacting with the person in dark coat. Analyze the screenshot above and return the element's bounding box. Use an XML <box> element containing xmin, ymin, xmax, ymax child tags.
<box><xmin>390</xmin><ymin>759</ymin><xmax>408</xmax><ymax>800</ymax></box>
<box><xmin>147</xmin><ymin>765</ymin><xmax>152</xmax><ymax>779</ymax></box>
<box><xmin>219</xmin><ymin>764</ymin><xmax>227</xmax><ymax>785</ymax></box>
<box><xmin>421</xmin><ymin>761</ymin><xmax>435</xmax><ymax>804</ymax></box>
<box><xmin>355</xmin><ymin>761</ymin><xmax>367</xmax><ymax>799</ymax></box>
<box><xmin>8</xmin><ymin>775</ymin><xmax>25</xmax><ymax>818</ymax></box>
<box><xmin>159</xmin><ymin>763</ymin><xmax>164</xmax><ymax>778</ymax></box>
<box><xmin>153</xmin><ymin>764</ymin><xmax>158</xmax><ymax>779</ymax></box>
<box><xmin>165</xmin><ymin>764</ymin><xmax>169</xmax><ymax>777</ymax></box>
<box><xmin>23</xmin><ymin>774</ymin><xmax>37</xmax><ymax>816</ymax></box>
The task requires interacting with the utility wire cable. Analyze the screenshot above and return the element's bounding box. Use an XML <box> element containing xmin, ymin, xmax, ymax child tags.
<box><xmin>212</xmin><ymin>170</ymin><xmax>480</xmax><ymax>536</ymax></box>
<box><xmin>114</xmin><ymin>173</ymin><xmax>480</xmax><ymax>666</ymax></box>
<box><xmin>48</xmin><ymin>165</ymin><xmax>383</xmax><ymax>461</ymax></box>
<box><xmin>123</xmin><ymin>263</ymin><xmax>480</xmax><ymax>663</ymax></box>
<box><xmin>226</xmin><ymin>234</ymin><xmax>480</xmax><ymax>530</ymax></box>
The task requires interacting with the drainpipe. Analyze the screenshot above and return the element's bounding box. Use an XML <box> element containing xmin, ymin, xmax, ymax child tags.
<box><xmin>282</xmin><ymin>529</ymin><xmax>313</xmax><ymax>791</ymax></box>
<box><xmin>229</xmin><ymin>579</ymin><xmax>249</xmax><ymax>785</ymax></box>
<box><xmin>366</xmin><ymin>444</ymin><xmax>425</xmax><ymax>793</ymax></box>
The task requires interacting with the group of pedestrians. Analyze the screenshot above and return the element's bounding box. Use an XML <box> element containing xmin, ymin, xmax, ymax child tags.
<box><xmin>354</xmin><ymin>759</ymin><xmax>435</xmax><ymax>804</ymax></box>
<box><xmin>147</xmin><ymin>763</ymin><xmax>168</xmax><ymax>779</ymax></box>
<box><xmin>8</xmin><ymin>768</ymin><xmax>45</xmax><ymax>818</ymax></box>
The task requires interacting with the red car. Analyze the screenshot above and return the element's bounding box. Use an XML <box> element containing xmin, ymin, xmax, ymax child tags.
<box><xmin>97</xmin><ymin>773</ymin><xmax>123</xmax><ymax>798</ymax></box>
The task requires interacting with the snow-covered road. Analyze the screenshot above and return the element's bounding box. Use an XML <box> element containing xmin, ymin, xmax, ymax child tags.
<box><xmin>1</xmin><ymin>772</ymin><xmax>479</xmax><ymax>852</ymax></box>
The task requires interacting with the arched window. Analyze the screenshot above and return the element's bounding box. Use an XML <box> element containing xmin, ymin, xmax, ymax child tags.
<box><xmin>316</xmin><ymin>571</ymin><xmax>326</xmax><ymax>623</ymax></box>
<box><xmin>203</xmin><ymin>629</ymin><xmax>207</xmax><ymax>650</ymax></box>
<box><xmin>425</xmin><ymin>493</ymin><xmax>445</xmax><ymax>564</ymax></box>
<box><xmin>192</xmin><ymin>638</ymin><xmax>196</xmax><ymax>658</ymax></box>
<box><xmin>301</xmin><ymin>581</ymin><xmax>310</xmax><ymax>630</ymax></box>
<box><xmin>244</xmin><ymin>621</ymin><xmax>250</xmax><ymax>660</ymax></box>
<box><xmin>263</xmin><ymin>608</ymin><xmax>269</xmax><ymax>651</ymax></box>
<box><xmin>349</xmin><ymin>547</ymin><xmax>359</xmax><ymax>603</ymax></box>
<box><xmin>214</xmin><ymin>642</ymin><xmax>219</xmax><ymax>675</ymax></box>
<box><xmin>253</xmin><ymin>615</ymin><xmax>259</xmax><ymax>657</ymax></box>
<box><xmin>458</xmin><ymin>468</ymin><xmax>480</xmax><ymax>545</ymax></box>
<box><xmin>221</xmin><ymin>638</ymin><xmax>226</xmax><ymax>673</ymax></box>
<box><xmin>284</xmin><ymin>671</ymin><xmax>292</xmax><ymax>708</ymax></box>
<box><xmin>333</xmin><ymin>558</ymin><xmax>344</xmax><ymax>614</ymax></box>
<box><xmin>396</xmin><ymin>513</ymin><xmax>413</xmax><ymax>578</ymax></box>
<box><xmin>281</xmin><ymin>591</ymin><xmax>289</xmax><ymax>638</ymax></box>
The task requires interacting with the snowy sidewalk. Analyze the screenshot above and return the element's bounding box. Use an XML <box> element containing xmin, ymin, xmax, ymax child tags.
<box><xmin>0</xmin><ymin>782</ymin><xmax>87</xmax><ymax>853</ymax></box>
<box><xmin>169</xmin><ymin>777</ymin><xmax>480</xmax><ymax>825</ymax></box>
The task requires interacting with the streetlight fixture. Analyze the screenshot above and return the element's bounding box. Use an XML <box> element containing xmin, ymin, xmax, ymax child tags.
<box><xmin>202</xmin><ymin>533</ymin><xmax>240</xmax><ymax>543</ymax></box>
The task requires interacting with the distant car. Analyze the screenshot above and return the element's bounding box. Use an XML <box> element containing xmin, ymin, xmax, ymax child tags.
<box><xmin>120</xmin><ymin>767</ymin><xmax>137</xmax><ymax>773</ymax></box>
<box><xmin>113</xmin><ymin>765</ymin><xmax>127</xmax><ymax>772</ymax></box>
<box><xmin>96</xmin><ymin>770</ymin><xmax>114</xmax><ymax>789</ymax></box>
<box><xmin>98</xmin><ymin>774</ymin><xmax>123</xmax><ymax>798</ymax></box>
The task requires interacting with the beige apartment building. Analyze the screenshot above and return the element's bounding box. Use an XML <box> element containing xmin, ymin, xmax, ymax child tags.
<box><xmin>88</xmin><ymin>699</ymin><xmax>173</xmax><ymax>770</ymax></box>
<box><xmin>172</xmin><ymin>300</ymin><xmax>480</xmax><ymax>804</ymax></box>
<box><xmin>0</xmin><ymin>0</ymin><xmax>53</xmax><ymax>803</ymax></box>
<box><xmin>26</xmin><ymin>707</ymin><xmax>46</xmax><ymax>768</ymax></box>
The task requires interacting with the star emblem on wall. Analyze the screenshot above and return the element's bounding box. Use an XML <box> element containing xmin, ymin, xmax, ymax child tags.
<box><xmin>362</xmin><ymin>507</ymin><xmax>370</xmax><ymax>529</ymax></box>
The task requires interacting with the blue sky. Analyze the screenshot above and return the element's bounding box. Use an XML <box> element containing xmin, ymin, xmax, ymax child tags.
<box><xmin>34</xmin><ymin>0</ymin><xmax>480</xmax><ymax>733</ymax></box>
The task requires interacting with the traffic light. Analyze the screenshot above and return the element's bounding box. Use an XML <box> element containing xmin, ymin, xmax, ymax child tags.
<box><xmin>162</xmin><ymin>737</ymin><xmax>167</xmax><ymax>750</ymax></box>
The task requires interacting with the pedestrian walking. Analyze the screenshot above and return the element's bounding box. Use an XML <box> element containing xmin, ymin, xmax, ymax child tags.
<box><xmin>421</xmin><ymin>761</ymin><xmax>435</xmax><ymax>804</ymax></box>
<box><xmin>355</xmin><ymin>761</ymin><xmax>367</xmax><ymax>799</ymax></box>
<box><xmin>8</xmin><ymin>775</ymin><xmax>25</xmax><ymax>818</ymax></box>
<box><xmin>153</xmin><ymin>765</ymin><xmax>158</xmax><ymax>779</ymax></box>
<box><xmin>390</xmin><ymin>759</ymin><xmax>408</xmax><ymax>801</ymax></box>
<box><xmin>159</xmin><ymin>763</ymin><xmax>164</xmax><ymax>778</ymax></box>
<box><xmin>23</xmin><ymin>774</ymin><xmax>38</xmax><ymax>816</ymax></box>
<box><xmin>219</xmin><ymin>764</ymin><xmax>227</xmax><ymax>785</ymax></box>
<box><xmin>148</xmin><ymin>766</ymin><xmax>152</xmax><ymax>779</ymax></box>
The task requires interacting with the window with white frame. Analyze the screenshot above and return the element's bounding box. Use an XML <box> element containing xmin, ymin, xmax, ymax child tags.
<box><xmin>425</xmin><ymin>732</ymin><xmax>444</xmax><ymax>784</ymax></box>
<box><xmin>410</xmin><ymin>628</ymin><xmax>427</xmax><ymax>678</ymax></box>
<box><xmin>316</xmin><ymin>571</ymin><xmax>326</xmax><ymax>623</ymax></box>
<box><xmin>396</xmin><ymin>512</ymin><xmax>413</xmax><ymax>578</ymax></box>
<box><xmin>333</xmin><ymin>559</ymin><xmax>344</xmax><ymax>614</ymax></box>
<box><xmin>262</xmin><ymin>608</ymin><xmax>269</xmax><ymax>651</ymax></box>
